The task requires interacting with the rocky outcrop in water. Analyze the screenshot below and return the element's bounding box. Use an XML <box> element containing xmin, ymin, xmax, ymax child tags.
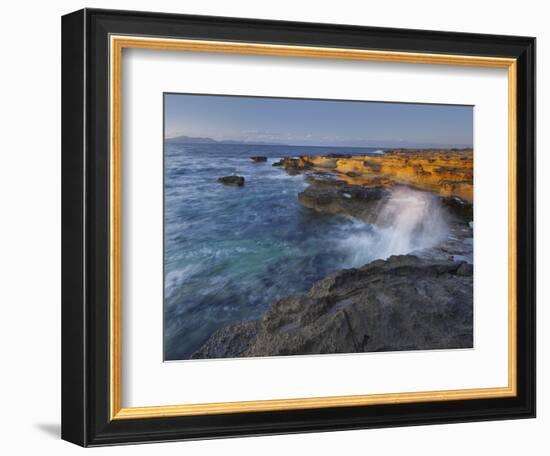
<box><xmin>250</xmin><ymin>156</ymin><xmax>268</xmax><ymax>162</ymax></box>
<box><xmin>297</xmin><ymin>176</ymin><xmax>390</xmax><ymax>223</ymax></box>
<box><xmin>218</xmin><ymin>175</ymin><xmax>245</xmax><ymax>186</ymax></box>
<box><xmin>192</xmin><ymin>255</ymin><xmax>473</xmax><ymax>359</ymax></box>
<box><xmin>272</xmin><ymin>157</ymin><xmax>313</xmax><ymax>174</ymax></box>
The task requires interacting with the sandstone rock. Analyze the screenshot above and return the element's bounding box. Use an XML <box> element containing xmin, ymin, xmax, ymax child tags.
<box><xmin>274</xmin><ymin>149</ymin><xmax>473</xmax><ymax>203</ymax></box>
<box><xmin>359</xmin><ymin>149</ymin><xmax>473</xmax><ymax>202</ymax></box>
<box><xmin>218</xmin><ymin>175</ymin><xmax>245</xmax><ymax>186</ymax></box>
<box><xmin>192</xmin><ymin>255</ymin><xmax>473</xmax><ymax>359</ymax></box>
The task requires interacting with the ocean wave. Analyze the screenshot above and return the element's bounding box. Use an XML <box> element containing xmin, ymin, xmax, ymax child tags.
<box><xmin>338</xmin><ymin>187</ymin><xmax>449</xmax><ymax>266</ymax></box>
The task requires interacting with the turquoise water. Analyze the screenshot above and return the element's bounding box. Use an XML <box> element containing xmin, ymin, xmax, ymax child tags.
<box><xmin>164</xmin><ymin>143</ymin><xmax>385</xmax><ymax>360</ymax></box>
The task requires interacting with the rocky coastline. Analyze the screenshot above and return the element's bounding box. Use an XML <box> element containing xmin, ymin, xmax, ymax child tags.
<box><xmin>274</xmin><ymin>148</ymin><xmax>473</xmax><ymax>203</ymax></box>
<box><xmin>199</xmin><ymin>148</ymin><xmax>474</xmax><ymax>358</ymax></box>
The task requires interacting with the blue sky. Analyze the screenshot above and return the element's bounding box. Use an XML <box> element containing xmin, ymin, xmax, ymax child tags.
<box><xmin>164</xmin><ymin>93</ymin><xmax>473</xmax><ymax>148</ymax></box>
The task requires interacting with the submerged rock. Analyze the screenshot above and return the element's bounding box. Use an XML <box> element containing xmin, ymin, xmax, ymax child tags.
<box><xmin>192</xmin><ymin>255</ymin><xmax>473</xmax><ymax>359</ymax></box>
<box><xmin>218</xmin><ymin>175</ymin><xmax>245</xmax><ymax>186</ymax></box>
<box><xmin>250</xmin><ymin>156</ymin><xmax>267</xmax><ymax>162</ymax></box>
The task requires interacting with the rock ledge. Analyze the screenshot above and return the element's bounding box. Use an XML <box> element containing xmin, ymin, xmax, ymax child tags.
<box><xmin>192</xmin><ymin>255</ymin><xmax>473</xmax><ymax>359</ymax></box>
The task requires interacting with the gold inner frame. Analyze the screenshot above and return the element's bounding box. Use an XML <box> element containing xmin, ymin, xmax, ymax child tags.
<box><xmin>109</xmin><ymin>35</ymin><xmax>518</xmax><ymax>420</ymax></box>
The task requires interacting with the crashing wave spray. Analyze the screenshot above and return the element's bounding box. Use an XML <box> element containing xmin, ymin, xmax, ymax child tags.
<box><xmin>340</xmin><ymin>186</ymin><xmax>449</xmax><ymax>267</ymax></box>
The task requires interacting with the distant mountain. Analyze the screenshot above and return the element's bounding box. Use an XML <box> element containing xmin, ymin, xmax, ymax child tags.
<box><xmin>165</xmin><ymin>135</ymin><xmax>288</xmax><ymax>146</ymax></box>
<box><xmin>165</xmin><ymin>135</ymin><xmax>217</xmax><ymax>144</ymax></box>
<box><xmin>221</xmin><ymin>139</ymin><xmax>289</xmax><ymax>146</ymax></box>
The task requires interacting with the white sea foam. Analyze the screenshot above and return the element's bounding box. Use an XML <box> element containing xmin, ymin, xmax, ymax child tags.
<box><xmin>165</xmin><ymin>264</ymin><xmax>204</xmax><ymax>297</ymax></box>
<box><xmin>340</xmin><ymin>187</ymin><xmax>449</xmax><ymax>266</ymax></box>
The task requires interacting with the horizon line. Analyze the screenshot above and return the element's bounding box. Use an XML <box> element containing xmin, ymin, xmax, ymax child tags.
<box><xmin>164</xmin><ymin>137</ymin><xmax>473</xmax><ymax>149</ymax></box>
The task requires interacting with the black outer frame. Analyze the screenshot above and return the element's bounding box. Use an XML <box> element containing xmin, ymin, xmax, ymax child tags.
<box><xmin>61</xmin><ymin>8</ymin><xmax>536</xmax><ymax>447</ymax></box>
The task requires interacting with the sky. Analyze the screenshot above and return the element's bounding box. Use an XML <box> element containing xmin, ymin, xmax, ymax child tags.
<box><xmin>164</xmin><ymin>93</ymin><xmax>473</xmax><ymax>148</ymax></box>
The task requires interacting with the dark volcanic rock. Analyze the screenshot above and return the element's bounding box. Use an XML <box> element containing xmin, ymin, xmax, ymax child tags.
<box><xmin>441</xmin><ymin>196</ymin><xmax>473</xmax><ymax>220</ymax></box>
<box><xmin>250</xmin><ymin>156</ymin><xmax>268</xmax><ymax>162</ymax></box>
<box><xmin>191</xmin><ymin>255</ymin><xmax>473</xmax><ymax>359</ymax></box>
<box><xmin>217</xmin><ymin>175</ymin><xmax>245</xmax><ymax>186</ymax></box>
<box><xmin>298</xmin><ymin>178</ymin><xmax>390</xmax><ymax>223</ymax></box>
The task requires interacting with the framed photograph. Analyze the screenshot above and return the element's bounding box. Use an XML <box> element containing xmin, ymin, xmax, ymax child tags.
<box><xmin>61</xmin><ymin>8</ymin><xmax>535</xmax><ymax>446</ymax></box>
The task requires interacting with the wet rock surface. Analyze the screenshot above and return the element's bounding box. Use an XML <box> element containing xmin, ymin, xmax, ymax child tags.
<box><xmin>217</xmin><ymin>175</ymin><xmax>245</xmax><ymax>186</ymax></box>
<box><xmin>441</xmin><ymin>195</ymin><xmax>474</xmax><ymax>219</ymax></box>
<box><xmin>297</xmin><ymin>176</ymin><xmax>390</xmax><ymax>223</ymax></box>
<box><xmin>272</xmin><ymin>157</ymin><xmax>313</xmax><ymax>174</ymax></box>
<box><xmin>192</xmin><ymin>255</ymin><xmax>473</xmax><ymax>359</ymax></box>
